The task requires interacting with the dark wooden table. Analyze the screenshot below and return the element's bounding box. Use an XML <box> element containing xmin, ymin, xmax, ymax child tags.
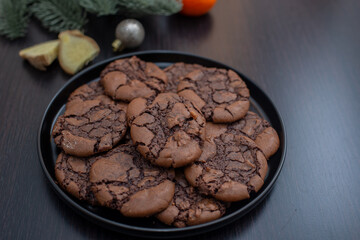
<box><xmin>1</xmin><ymin>0</ymin><xmax>360</xmax><ymax>239</ymax></box>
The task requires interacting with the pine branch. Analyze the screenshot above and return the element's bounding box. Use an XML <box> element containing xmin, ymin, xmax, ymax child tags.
<box><xmin>79</xmin><ymin>0</ymin><xmax>119</xmax><ymax>16</ymax></box>
<box><xmin>143</xmin><ymin>0</ymin><xmax>183</xmax><ymax>16</ymax></box>
<box><xmin>0</xmin><ymin>0</ymin><xmax>33</xmax><ymax>40</ymax></box>
<box><xmin>117</xmin><ymin>0</ymin><xmax>182</xmax><ymax>17</ymax></box>
<box><xmin>31</xmin><ymin>0</ymin><xmax>88</xmax><ymax>33</ymax></box>
<box><xmin>0</xmin><ymin>0</ymin><xmax>182</xmax><ymax>40</ymax></box>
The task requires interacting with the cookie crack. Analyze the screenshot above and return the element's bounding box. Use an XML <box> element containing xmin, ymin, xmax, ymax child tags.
<box><xmin>224</xmin><ymin>107</ymin><xmax>235</xmax><ymax>117</ymax></box>
<box><xmin>143</xmin><ymin>79</ymin><xmax>164</xmax><ymax>93</ymax></box>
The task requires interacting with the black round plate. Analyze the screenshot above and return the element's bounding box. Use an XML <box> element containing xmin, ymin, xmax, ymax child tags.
<box><xmin>38</xmin><ymin>50</ymin><xmax>286</xmax><ymax>238</ymax></box>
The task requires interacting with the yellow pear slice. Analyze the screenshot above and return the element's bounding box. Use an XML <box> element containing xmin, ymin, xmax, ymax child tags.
<box><xmin>58</xmin><ymin>30</ymin><xmax>100</xmax><ymax>75</ymax></box>
<box><xmin>19</xmin><ymin>40</ymin><xmax>59</xmax><ymax>71</ymax></box>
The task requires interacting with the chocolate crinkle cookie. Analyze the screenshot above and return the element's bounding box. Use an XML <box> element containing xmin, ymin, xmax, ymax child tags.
<box><xmin>100</xmin><ymin>56</ymin><xmax>168</xmax><ymax>102</ymax></box>
<box><xmin>164</xmin><ymin>62</ymin><xmax>204</xmax><ymax>92</ymax></box>
<box><xmin>185</xmin><ymin>123</ymin><xmax>268</xmax><ymax>202</ymax></box>
<box><xmin>225</xmin><ymin>111</ymin><xmax>280</xmax><ymax>159</ymax></box>
<box><xmin>156</xmin><ymin>170</ymin><xmax>226</xmax><ymax>227</ymax></box>
<box><xmin>55</xmin><ymin>152</ymin><xmax>97</xmax><ymax>205</ymax></box>
<box><xmin>130</xmin><ymin>93</ymin><xmax>206</xmax><ymax>168</ymax></box>
<box><xmin>177</xmin><ymin>68</ymin><xmax>250</xmax><ymax>123</ymax></box>
<box><xmin>52</xmin><ymin>81</ymin><xmax>128</xmax><ymax>157</ymax></box>
<box><xmin>89</xmin><ymin>144</ymin><xmax>175</xmax><ymax>218</ymax></box>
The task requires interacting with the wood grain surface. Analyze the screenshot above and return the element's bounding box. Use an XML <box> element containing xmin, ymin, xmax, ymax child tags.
<box><xmin>1</xmin><ymin>0</ymin><xmax>360</xmax><ymax>239</ymax></box>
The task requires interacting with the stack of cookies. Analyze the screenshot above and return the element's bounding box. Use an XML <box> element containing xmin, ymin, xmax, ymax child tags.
<box><xmin>52</xmin><ymin>56</ymin><xmax>280</xmax><ymax>228</ymax></box>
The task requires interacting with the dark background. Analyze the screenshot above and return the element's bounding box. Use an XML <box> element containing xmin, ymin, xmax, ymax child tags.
<box><xmin>1</xmin><ymin>0</ymin><xmax>360</xmax><ymax>239</ymax></box>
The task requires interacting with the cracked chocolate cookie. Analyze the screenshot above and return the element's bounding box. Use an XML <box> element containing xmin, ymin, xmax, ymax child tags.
<box><xmin>156</xmin><ymin>170</ymin><xmax>226</xmax><ymax>227</ymax></box>
<box><xmin>52</xmin><ymin>81</ymin><xmax>128</xmax><ymax>157</ymax></box>
<box><xmin>130</xmin><ymin>93</ymin><xmax>206</xmax><ymax>168</ymax></box>
<box><xmin>184</xmin><ymin>123</ymin><xmax>268</xmax><ymax>202</ymax></box>
<box><xmin>177</xmin><ymin>68</ymin><xmax>250</xmax><ymax>123</ymax></box>
<box><xmin>164</xmin><ymin>62</ymin><xmax>204</xmax><ymax>92</ymax></box>
<box><xmin>126</xmin><ymin>95</ymin><xmax>156</xmax><ymax>126</ymax></box>
<box><xmin>89</xmin><ymin>144</ymin><xmax>175</xmax><ymax>217</ymax></box>
<box><xmin>55</xmin><ymin>152</ymin><xmax>97</xmax><ymax>204</ymax></box>
<box><xmin>125</xmin><ymin>65</ymin><xmax>206</xmax><ymax>125</ymax></box>
<box><xmin>100</xmin><ymin>56</ymin><xmax>168</xmax><ymax>102</ymax></box>
<box><xmin>225</xmin><ymin>111</ymin><xmax>280</xmax><ymax>159</ymax></box>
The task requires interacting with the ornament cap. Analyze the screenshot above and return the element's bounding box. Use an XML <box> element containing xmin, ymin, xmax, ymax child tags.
<box><xmin>112</xmin><ymin>39</ymin><xmax>125</xmax><ymax>52</ymax></box>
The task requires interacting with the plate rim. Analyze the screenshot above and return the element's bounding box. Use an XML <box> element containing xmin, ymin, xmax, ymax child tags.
<box><xmin>37</xmin><ymin>50</ymin><xmax>287</xmax><ymax>237</ymax></box>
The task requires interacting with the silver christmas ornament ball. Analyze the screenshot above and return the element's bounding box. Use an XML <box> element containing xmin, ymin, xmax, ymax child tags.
<box><xmin>115</xmin><ymin>19</ymin><xmax>145</xmax><ymax>49</ymax></box>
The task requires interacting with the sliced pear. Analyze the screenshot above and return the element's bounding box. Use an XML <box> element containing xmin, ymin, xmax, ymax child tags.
<box><xmin>58</xmin><ymin>30</ymin><xmax>100</xmax><ymax>75</ymax></box>
<box><xmin>19</xmin><ymin>40</ymin><xmax>59</xmax><ymax>71</ymax></box>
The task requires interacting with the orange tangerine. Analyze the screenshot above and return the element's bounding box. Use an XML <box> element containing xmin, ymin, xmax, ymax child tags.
<box><xmin>180</xmin><ymin>0</ymin><xmax>217</xmax><ymax>16</ymax></box>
